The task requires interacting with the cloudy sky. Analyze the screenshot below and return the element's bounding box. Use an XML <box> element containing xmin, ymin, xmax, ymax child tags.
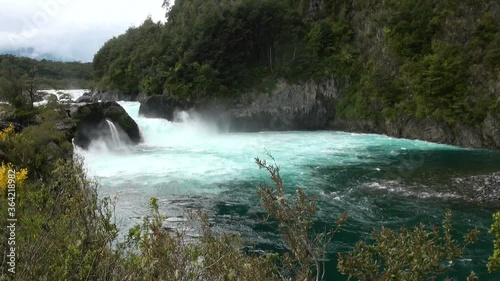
<box><xmin>0</xmin><ymin>0</ymin><xmax>166</xmax><ymax>62</ymax></box>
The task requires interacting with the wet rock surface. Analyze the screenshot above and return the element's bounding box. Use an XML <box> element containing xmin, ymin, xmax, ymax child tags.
<box><xmin>70</xmin><ymin>102</ymin><xmax>142</xmax><ymax>149</ymax></box>
<box><xmin>332</xmin><ymin>116</ymin><xmax>500</xmax><ymax>150</ymax></box>
<box><xmin>139</xmin><ymin>95</ymin><xmax>191</xmax><ymax>120</ymax></box>
<box><xmin>140</xmin><ymin>78</ymin><xmax>339</xmax><ymax>132</ymax></box>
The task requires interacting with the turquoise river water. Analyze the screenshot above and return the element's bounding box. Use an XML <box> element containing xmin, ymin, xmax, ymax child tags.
<box><xmin>76</xmin><ymin>101</ymin><xmax>500</xmax><ymax>280</ymax></box>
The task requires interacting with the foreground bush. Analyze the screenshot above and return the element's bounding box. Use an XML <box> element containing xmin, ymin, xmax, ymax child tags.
<box><xmin>338</xmin><ymin>211</ymin><xmax>479</xmax><ymax>281</ymax></box>
<box><xmin>118</xmin><ymin>199</ymin><xmax>279</xmax><ymax>281</ymax></box>
<box><xmin>0</xmin><ymin>159</ymin><xmax>121</xmax><ymax>280</ymax></box>
<box><xmin>0</xmin><ymin>103</ymin><xmax>73</xmax><ymax>178</ymax></box>
<box><xmin>488</xmin><ymin>212</ymin><xmax>500</xmax><ymax>273</ymax></box>
<box><xmin>256</xmin><ymin>156</ymin><xmax>346</xmax><ymax>280</ymax></box>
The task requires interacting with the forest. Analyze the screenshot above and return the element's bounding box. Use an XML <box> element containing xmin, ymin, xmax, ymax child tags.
<box><xmin>93</xmin><ymin>0</ymin><xmax>500</xmax><ymax>126</ymax></box>
<box><xmin>0</xmin><ymin>55</ymin><xmax>93</xmax><ymax>91</ymax></box>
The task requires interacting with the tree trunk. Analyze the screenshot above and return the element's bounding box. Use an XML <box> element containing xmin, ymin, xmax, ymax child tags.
<box><xmin>28</xmin><ymin>80</ymin><xmax>35</xmax><ymax>108</ymax></box>
<box><xmin>309</xmin><ymin>0</ymin><xmax>324</xmax><ymax>20</ymax></box>
<box><xmin>269</xmin><ymin>47</ymin><xmax>273</xmax><ymax>73</ymax></box>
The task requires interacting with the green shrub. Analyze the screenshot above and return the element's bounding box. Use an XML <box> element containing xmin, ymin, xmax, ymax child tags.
<box><xmin>0</xmin><ymin>158</ymin><xmax>121</xmax><ymax>280</ymax></box>
<box><xmin>256</xmin><ymin>156</ymin><xmax>346</xmax><ymax>280</ymax></box>
<box><xmin>488</xmin><ymin>212</ymin><xmax>500</xmax><ymax>272</ymax></box>
<box><xmin>338</xmin><ymin>210</ymin><xmax>479</xmax><ymax>281</ymax></box>
<box><xmin>118</xmin><ymin>199</ymin><xmax>279</xmax><ymax>281</ymax></box>
<box><xmin>4</xmin><ymin>108</ymin><xmax>72</xmax><ymax>179</ymax></box>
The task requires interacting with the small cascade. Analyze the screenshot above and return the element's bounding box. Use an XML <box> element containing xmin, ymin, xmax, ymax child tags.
<box><xmin>117</xmin><ymin>101</ymin><xmax>219</xmax><ymax>147</ymax></box>
<box><xmin>106</xmin><ymin>119</ymin><xmax>123</xmax><ymax>147</ymax></box>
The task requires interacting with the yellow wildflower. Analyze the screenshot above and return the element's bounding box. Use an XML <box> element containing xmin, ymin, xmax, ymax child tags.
<box><xmin>0</xmin><ymin>124</ymin><xmax>15</xmax><ymax>141</ymax></box>
<box><xmin>0</xmin><ymin>162</ymin><xmax>28</xmax><ymax>194</ymax></box>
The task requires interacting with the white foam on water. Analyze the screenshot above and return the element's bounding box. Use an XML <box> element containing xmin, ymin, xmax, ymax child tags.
<box><xmin>364</xmin><ymin>181</ymin><xmax>462</xmax><ymax>200</ymax></box>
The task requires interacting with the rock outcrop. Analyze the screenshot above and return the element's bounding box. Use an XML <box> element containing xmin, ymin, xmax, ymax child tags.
<box><xmin>92</xmin><ymin>90</ymin><xmax>134</xmax><ymax>102</ymax></box>
<box><xmin>54</xmin><ymin>119</ymin><xmax>77</xmax><ymax>143</ymax></box>
<box><xmin>226</xmin><ymin>79</ymin><xmax>338</xmax><ymax>131</ymax></box>
<box><xmin>76</xmin><ymin>92</ymin><xmax>97</xmax><ymax>103</ymax></box>
<box><xmin>139</xmin><ymin>95</ymin><xmax>192</xmax><ymax>120</ymax></box>
<box><xmin>135</xmin><ymin>93</ymin><xmax>149</xmax><ymax>103</ymax></box>
<box><xmin>34</xmin><ymin>91</ymin><xmax>50</xmax><ymax>102</ymax></box>
<box><xmin>70</xmin><ymin>102</ymin><xmax>141</xmax><ymax>149</ymax></box>
<box><xmin>139</xmin><ymin>79</ymin><xmax>338</xmax><ymax>132</ymax></box>
<box><xmin>331</xmin><ymin>114</ymin><xmax>500</xmax><ymax>150</ymax></box>
<box><xmin>91</xmin><ymin>90</ymin><xmax>151</xmax><ymax>103</ymax></box>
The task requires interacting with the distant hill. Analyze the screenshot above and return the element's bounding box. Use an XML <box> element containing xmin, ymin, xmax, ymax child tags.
<box><xmin>0</xmin><ymin>47</ymin><xmax>64</xmax><ymax>62</ymax></box>
<box><xmin>0</xmin><ymin>54</ymin><xmax>93</xmax><ymax>89</ymax></box>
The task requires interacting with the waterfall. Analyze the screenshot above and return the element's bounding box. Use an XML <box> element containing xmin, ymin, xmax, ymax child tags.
<box><xmin>117</xmin><ymin>101</ymin><xmax>219</xmax><ymax>147</ymax></box>
<box><xmin>106</xmin><ymin>119</ymin><xmax>123</xmax><ymax>147</ymax></box>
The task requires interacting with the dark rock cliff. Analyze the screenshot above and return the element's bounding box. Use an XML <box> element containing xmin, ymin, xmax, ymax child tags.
<box><xmin>331</xmin><ymin>112</ymin><xmax>500</xmax><ymax>150</ymax></box>
<box><xmin>140</xmin><ymin>78</ymin><xmax>338</xmax><ymax>132</ymax></box>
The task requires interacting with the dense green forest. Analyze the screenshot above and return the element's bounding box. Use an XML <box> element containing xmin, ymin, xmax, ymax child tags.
<box><xmin>0</xmin><ymin>55</ymin><xmax>93</xmax><ymax>90</ymax></box>
<box><xmin>93</xmin><ymin>0</ymin><xmax>500</xmax><ymax>125</ymax></box>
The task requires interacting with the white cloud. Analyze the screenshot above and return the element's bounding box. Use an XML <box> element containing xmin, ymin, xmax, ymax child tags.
<box><xmin>0</xmin><ymin>0</ymin><xmax>166</xmax><ymax>62</ymax></box>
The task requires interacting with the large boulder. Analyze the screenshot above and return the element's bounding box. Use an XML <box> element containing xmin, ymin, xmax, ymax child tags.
<box><xmin>44</xmin><ymin>94</ymin><xmax>58</xmax><ymax>102</ymax></box>
<box><xmin>139</xmin><ymin>95</ymin><xmax>191</xmax><ymax>120</ymax></box>
<box><xmin>71</xmin><ymin>102</ymin><xmax>141</xmax><ymax>149</ymax></box>
<box><xmin>76</xmin><ymin>93</ymin><xmax>97</xmax><ymax>103</ymax></box>
<box><xmin>92</xmin><ymin>90</ymin><xmax>133</xmax><ymax>102</ymax></box>
<box><xmin>135</xmin><ymin>92</ymin><xmax>149</xmax><ymax>103</ymax></box>
<box><xmin>34</xmin><ymin>91</ymin><xmax>50</xmax><ymax>102</ymax></box>
<box><xmin>57</xmin><ymin>92</ymin><xmax>73</xmax><ymax>101</ymax></box>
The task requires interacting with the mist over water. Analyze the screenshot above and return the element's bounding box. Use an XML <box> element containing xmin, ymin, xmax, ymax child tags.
<box><xmin>76</xmin><ymin>101</ymin><xmax>500</xmax><ymax>280</ymax></box>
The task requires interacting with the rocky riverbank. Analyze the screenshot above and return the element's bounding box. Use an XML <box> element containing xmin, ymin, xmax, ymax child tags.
<box><xmin>330</xmin><ymin>114</ymin><xmax>500</xmax><ymax>150</ymax></box>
